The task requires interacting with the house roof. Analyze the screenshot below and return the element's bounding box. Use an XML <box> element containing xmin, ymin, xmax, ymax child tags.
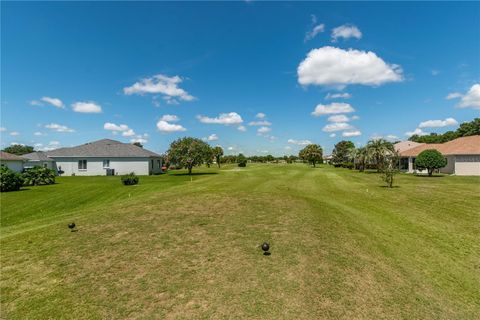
<box><xmin>46</xmin><ymin>139</ymin><xmax>161</xmax><ymax>158</ymax></box>
<box><xmin>23</xmin><ymin>151</ymin><xmax>55</xmax><ymax>161</ymax></box>
<box><xmin>399</xmin><ymin>135</ymin><xmax>480</xmax><ymax>157</ymax></box>
<box><xmin>394</xmin><ymin>141</ymin><xmax>424</xmax><ymax>153</ymax></box>
<box><xmin>0</xmin><ymin>151</ymin><xmax>25</xmax><ymax>161</ymax></box>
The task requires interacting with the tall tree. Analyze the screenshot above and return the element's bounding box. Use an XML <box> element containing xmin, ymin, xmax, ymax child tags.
<box><xmin>366</xmin><ymin>139</ymin><xmax>394</xmax><ymax>172</ymax></box>
<box><xmin>212</xmin><ymin>146</ymin><xmax>224</xmax><ymax>168</ymax></box>
<box><xmin>332</xmin><ymin>140</ymin><xmax>355</xmax><ymax>165</ymax></box>
<box><xmin>299</xmin><ymin>144</ymin><xmax>323</xmax><ymax>167</ymax></box>
<box><xmin>167</xmin><ymin>137</ymin><xmax>211</xmax><ymax>175</ymax></box>
<box><xmin>2</xmin><ymin>144</ymin><xmax>34</xmax><ymax>155</ymax></box>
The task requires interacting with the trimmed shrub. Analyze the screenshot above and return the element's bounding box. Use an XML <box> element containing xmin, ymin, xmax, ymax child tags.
<box><xmin>415</xmin><ymin>149</ymin><xmax>447</xmax><ymax>176</ymax></box>
<box><xmin>0</xmin><ymin>166</ymin><xmax>24</xmax><ymax>192</ymax></box>
<box><xmin>121</xmin><ymin>172</ymin><xmax>139</xmax><ymax>185</ymax></box>
<box><xmin>237</xmin><ymin>153</ymin><xmax>247</xmax><ymax>167</ymax></box>
<box><xmin>341</xmin><ymin>162</ymin><xmax>354</xmax><ymax>169</ymax></box>
<box><xmin>22</xmin><ymin>166</ymin><xmax>56</xmax><ymax>186</ymax></box>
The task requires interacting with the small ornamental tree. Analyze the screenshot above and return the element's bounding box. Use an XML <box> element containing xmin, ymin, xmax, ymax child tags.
<box><xmin>167</xmin><ymin>137</ymin><xmax>211</xmax><ymax>175</ymax></box>
<box><xmin>332</xmin><ymin>140</ymin><xmax>355</xmax><ymax>165</ymax></box>
<box><xmin>299</xmin><ymin>144</ymin><xmax>323</xmax><ymax>167</ymax></box>
<box><xmin>415</xmin><ymin>149</ymin><xmax>447</xmax><ymax>176</ymax></box>
<box><xmin>237</xmin><ymin>153</ymin><xmax>247</xmax><ymax>167</ymax></box>
<box><xmin>381</xmin><ymin>152</ymin><xmax>399</xmax><ymax>188</ymax></box>
<box><xmin>212</xmin><ymin>146</ymin><xmax>224</xmax><ymax>168</ymax></box>
<box><xmin>0</xmin><ymin>166</ymin><xmax>24</xmax><ymax>192</ymax></box>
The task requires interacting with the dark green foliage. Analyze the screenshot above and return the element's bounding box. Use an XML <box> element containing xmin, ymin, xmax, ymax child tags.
<box><xmin>332</xmin><ymin>140</ymin><xmax>354</xmax><ymax>165</ymax></box>
<box><xmin>415</xmin><ymin>149</ymin><xmax>447</xmax><ymax>176</ymax></box>
<box><xmin>237</xmin><ymin>153</ymin><xmax>247</xmax><ymax>167</ymax></box>
<box><xmin>212</xmin><ymin>146</ymin><xmax>224</xmax><ymax>168</ymax></box>
<box><xmin>409</xmin><ymin>118</ymin><xmax>479</xmax><ymax>143</ymax></box>
<box><xmin>341</xmin><ymin>162</ymin><xmax>354</xmax><ymax>169</ymax></box>
<box><xmin>0</xmin><ymin>166</ymin><xmax>24</xmax><ymax>192</ymax></box>
<box><xmin>121</xmin><ymin>172</ymin><xmax>139</xmax><ymax>185</ymax></box>
<box><xmin>22</xmin><ymin>166</ymin><xmax>56</xmax><ymax>186</ymax></box>
<box><xmin>299</xmin><ymin>144</ymin><xmax>323</xmax><ymax>167</ymax></box>
<box><xmin>2</xmin><ymin>144</ymin><xmax>34</xmax><ymax>155</ymax></box>
<box><xmin>167</xmin><ymin>137</ymin><xmax>212</xmax><ymax>175</ymax></box>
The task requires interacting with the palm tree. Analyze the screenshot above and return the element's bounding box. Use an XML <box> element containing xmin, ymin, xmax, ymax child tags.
<box><xmin>354</xmin><ymin>147</ymin><xmax>369</xmax><ymax>172</ymax></box>
<box><xmin>366</xmin><ymin>139</ymin><xmax>394</xmax><ymax>172</ymax></box>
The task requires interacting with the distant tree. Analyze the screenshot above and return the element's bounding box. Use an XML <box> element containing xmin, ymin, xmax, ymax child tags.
<box><xmin>366</xmin><ymin>139</ymin><xmax>394</xmax><ymax>172</ymax></box>
<box><xmin>237</xmin><ymin>153</ymin><xmax>247</xmax><ymax>167</ymax></box>
<box><xmin>299</xmin><ymin>144</ymin><xmax>323</xmax><ymax>167</ymax></box>
<box><xmin>132</xmin><ymin>142</ymin><xmax>143</xmax><ymax>148</ymax></box>
<box><xmin>409</xmin><ymin>118</ymin><xmax>479</xmax><ymax>143</ymax></box>
<box><xmin>2</xmin><ymin>144</ymin><xmax>34</xmax><ymax>155</ymax></box>
<box><xmin>205</xmin><ymin>146</ymin><xmax>214</xmax><ymax>168</ymax></box>
<box><xmin>265</xmin><ymin>155</ymin><xmax>275</xmax><ymax>162</ymax></box>
<box><xmin>456</xmin><ymin>118</ymin><xmax>480</xmax><ymax>137</ymax></box>
<box><xmin>167</xmin><ymin>137</ymin><xmax>211</xmax><ymax>175</ymax></box>
<box><xmin>332</xmin><ymin>140</ymin><xmax>355</xmax><ymax>165</ymax></box>
<box><xmin>353</xmin><ymin>147</ymin><xmax>369</xmax><ymax>172</ymax></box>
<box><xmin>415</xmin><ymin>149</ymin><xmax>447</xmax><ymax>176</ymax></box>
<box><xmin>212</xmin><ymin>146</ymin><xmax>224</xmax><ymax>168</ymax></box>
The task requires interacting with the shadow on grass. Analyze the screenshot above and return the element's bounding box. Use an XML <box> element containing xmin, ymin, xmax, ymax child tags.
<box><xmin>168</xmin><ymin>172</ymin><xmax>219</xmax><ymax>177</ymax></box>
<box><xmin>414</xmin><ymin>175</ymin><xmax>445</xmax><ymax>178</ymax></box>
<box><xmin>380</xmin><ymin>185</ymin><xmax>401</xmax><ymax>188</ymax></box>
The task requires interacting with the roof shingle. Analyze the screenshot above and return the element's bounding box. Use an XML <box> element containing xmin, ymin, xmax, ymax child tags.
<box><xmin>0</xmin><ymin>151</ymin><xmax>25</xmax><ymax>161</ymax></box>
<box><xmin>399</xmin><ymin>135</ymin><xmax>480</xmax><ymax>157</ymax></box>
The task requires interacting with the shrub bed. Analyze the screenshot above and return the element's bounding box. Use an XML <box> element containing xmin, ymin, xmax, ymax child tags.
<box><xmin>22</xmin><ymin>166</ymin><xmax>56</xmax><ymax>186</ymax></box>
<box><xmin>0</xmin><ymin>166</ymin><xmax>24</xmax><ymax>192</ymax></box>
<box><xmin>121</xmin><ymin>172</ymin><xmax>139</xmax><ymax>185</ymax></box>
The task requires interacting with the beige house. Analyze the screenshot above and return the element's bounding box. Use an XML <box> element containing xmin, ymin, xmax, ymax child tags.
<box><xmin>395</xmin><ymin>135</ymin><xmax>480</xmax><ymax>176</ymax></box>
<box><xmin>0</xmin><ymin>151</ymin><xmax>25</xmax><ymax>172</ymax></box>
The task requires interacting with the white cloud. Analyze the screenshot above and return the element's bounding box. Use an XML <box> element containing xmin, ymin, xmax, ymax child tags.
<box><xmin>329</xmin><ymin>133</ymin><xmax>336</xmax><ymax>138</ymax></box>
<box><xmin>10</xmin><ymin>142</ymin><xmax>24</xmax><ymax>146</ymax></box>
<box><xmin>207</xmin><ymin>134</ymin><xmax>219</xmax><ymax>141</ymax></box>
<box><xmin>197</xmin><ymin>112</ymin><xmax>243</xmax><ymax>125</ymax></box>
<box><xmin>331</xmin><ymin>24</ymin><xmax>362</xmax><ymax>41</ymax></box>
<box><xmin>405</xmin><ymin>128</ymin><xmax>427</xmax><ymax>137</ymax></box>
<box><xmin>305</xmin><ymin>24</ymin><xmax>325</xmax><ymax>42</ymax></box>
<box><xmin>72</xmin><ymin>101</ymin><xmax>102</xmax><ymax>113</ymax></box>
<box><xmin>257</xmin><ymin>126</ymin><xmax>271</xmax><ymax>135</ymax></box>
<box><xmin>285</xmin><ymin>146</ymin><xmax>292</xmax><ymax>150</ymax></box>
<box><xmin>327</xmin><ymin>114</ymin><xmax>352</xmax><ymax>122</ymax></box>
<box><xmin>418</xmin><ymin>117</ymin><xmax>458</xmax><ymax>128</ymax></box>
<box><xmin>30</xmin><ymin>96</ymin><xmax>64</xmax><ymax>108</ymax></box>
<box><xmin>312</xmin><ymin>102</ymin><xmax>355</xmax><ymax>116</ymax></box>
<box><xmin>130</xmin><ymin>137</ymin><xmax>148</xmax><ymax>144</ymax></box>
<box><xmin>156</xmin><ymin>120</ymin><xmax>186</xmax><ymax>133</ymax></box>
<box><xmin>123</xmin><ymin>74</ymin><xmax>194</xmax><ymax>102</ymax></box>
<box><xmin>227</xmin><ymin>146</ymin><xmax>234</xmax><ymax>151</ymax></box>
<box><xmin>248</xmin><ymin>120</ymin><xmax>272</xmax><ymax>126</ymax></box>
<box><xmin>237</xmin><ymin>125</ymin><xmax>247</xmax><ymax>132</ymax></box>
<box><xmin>255</xmin><ymin>112</ymin><xmax>266</xmax><ymax>119</ymax></box>
<box><xmin>446</xmin><ymin>92</ymin><xmax>462</xmax><ymax>100</ymax></box>
<box><xmin>325</xmin><ymin>92</ymin><xmax>352</xmax><ymax>100</ymax></box>
<box><xmin>0</xmin><ymin>127</ymin><xmax>6</xmax><ymax>132</ymax></box>
<box><xmin>9</xmin><ymin>131</ymin><xmax>19</xmax><ymax>136</ymax></box>
<box><xmin>160</xmin><ymin>114</ymin><xmax>180</xmax><ymax>122</ymax></box>
<box><xmin>122</xmin><ymin>129</ymin><xmax>136</xmax><ymax>137</ymax></box>
<box><xmin>385</xmin><ymin>135</ymin><xmax>399</xmax><ymax>141</ymax></box>
<box><xmin>322</xmin><ymin>122</ymin><xmax>353</xmax><ymax>132</ymax></box>
<box><xmin>33</xmin><ymin>132</ymin><xmax>43</xmax><ymax>136</ymax></box>
<box><xmin>298</xmin><ymin>46</ymin><xmax>403</xmax><ymax>87</ymax></box>
<box><xmin>104</xmin><ymin>122</ymin><xmax>129</xmax><ymax>132</ymax></box>
<box><xmin>342</xmin><ymin>130</ymin><xmax>362</xmax><ymax>137</ymax></box>
<box><xmin>45</xmin><ymin>123</ymin><xmax>75</xmax><ymax>133</ymax></box>
<box><xmin>287</xmin><ymin>139</ymin><xmax>312</xmax><ymax>146</ymax></box>
<box><xmin>49</xmin><ymin>140</ymin><xmax>60</xmax><ymax>146</ymax></box>
<box><xmin>431</xmin><ymin>70</ymin><xmax>440</xmax><ymax>76</ymax></box>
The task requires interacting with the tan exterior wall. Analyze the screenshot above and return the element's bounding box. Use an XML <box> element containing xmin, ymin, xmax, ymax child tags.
<box><xmin>454</xmin><ymin>155</ymin><xmax>480</xmax><ymax>176</ymax></box>
<box><xmin>439</xmin><ymin>156</ymin><xmax>455</xmax><ymax>174</ymax></box>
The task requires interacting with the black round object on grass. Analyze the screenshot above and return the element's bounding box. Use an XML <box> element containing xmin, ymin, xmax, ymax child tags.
<box><xmin>68</xmin><ymin>223</ymin><xmax>76</xmax><ymax>230</ymax></box>
<box><xmin>261</xmin><ymin>242</ymin><xmax>270</xmax><ymax>252</ymax></box>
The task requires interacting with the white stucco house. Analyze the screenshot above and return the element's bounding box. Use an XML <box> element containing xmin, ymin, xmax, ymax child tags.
<box><xmin>23</xmin><ymin>151</ymin><xmax>56</xmax><ymax>170</ymax></box>
<box><xmin>0</xmin><ymin>151</ymin><xmax>25</xmax><ymax>172</ymax></box>
<box><xmin>27</xmin><ymin>139</ymin><xmax>163</xmax><ymax>176</ymax></box>
<box><xmin>395</xmin><ymin>135</ymin><xmax>480</xmax><ymax>176</ymax></box>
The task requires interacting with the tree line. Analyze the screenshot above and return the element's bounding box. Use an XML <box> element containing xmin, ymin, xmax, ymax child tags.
<box><xmin>408</xmin><ymin>118</ymin><xmax>479</xmax><ymax>144</ymax></box>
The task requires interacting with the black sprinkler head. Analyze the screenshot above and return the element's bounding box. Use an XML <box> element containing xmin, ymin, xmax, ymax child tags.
<box><xmin>261</xmin><ymin>242</ymin><xmax>270</xmax><ymax>252</ymax></box>
<box><xmin>68</xmin><ymin>223</ymin><xmax>76</xmax><ymax>230</ymax></box>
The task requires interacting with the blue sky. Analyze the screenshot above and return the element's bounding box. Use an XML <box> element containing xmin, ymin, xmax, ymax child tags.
<box><xmin>1</xmin><ymin>1</ymin><xmax>479</xmax><ymax>155</ymax></box>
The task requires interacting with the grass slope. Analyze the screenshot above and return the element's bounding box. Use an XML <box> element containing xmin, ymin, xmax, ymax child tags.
<box><xmin>1</xmin><ymin>164</ymin><xmax>479</xmax><ymax>319</ymax></box>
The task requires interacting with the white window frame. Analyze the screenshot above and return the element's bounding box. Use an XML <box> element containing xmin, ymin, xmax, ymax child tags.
<box><xmin>103</xmin><ymin>159</ymin><xmax>110</xmax><ymax>168</ymax></box>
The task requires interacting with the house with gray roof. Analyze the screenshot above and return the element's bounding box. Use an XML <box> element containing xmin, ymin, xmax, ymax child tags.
<box><xmin>0</xmin><ymin>151</ymin><xmax>26</xmax><ymax>172</ymax></box>
<box><xmin>23</xmin><ymin>151</ymin><xmax>55</xmax><ymax>170</ymax></box>
<box><xmin>33</xmin><ymin>139</ymin><xmax>163</xmax><ymax>176</ymax></box>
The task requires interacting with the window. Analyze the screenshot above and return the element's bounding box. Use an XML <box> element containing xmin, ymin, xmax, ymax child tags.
<box><xmin>78</xmin><ymin>160</ymin><xmax>87</xmax><ymax>170</ymax></box>
<box><xmin>43</xmin><ymin>163</ymin><xmax>48</xmax><ymax>168</ymax></box>
<box><xmin>151</xmin><ymin>160</ymin><xmax>154</xmax><ymax>168</ymax></box>
<box><xmin>157</xmin><ymin>160</ymin><xmax>161</xmax><ymax>168</ymax></box>
<box><xmin>103</xmin><ymin>160</ymin><xmax>110</xmax><ymax>168</ymax></box>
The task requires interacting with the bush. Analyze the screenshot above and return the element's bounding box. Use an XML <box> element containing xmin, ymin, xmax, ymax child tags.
<box><xmin>22</xmin><ymin>166</ymin><xmax>56</xmax><ymax>186</ymax></box>
<box><xmin>341</xmin><ymin>162</ymin><xmax>354</xmax><ymax>169</ymax></box>
<box><xmin>415</xmin><ymin>149</ymin><xmax>447</xmax><ymax>176</ymax></box>
<box><xmin>0</xmin><ymin>166</ymin><xmax>24</xmax><ymax>192</ymax></box>
<box><xmin>237</xmin><ymin>153</ymin><xmax>247</xmax><ymax>167</ymax></box>
<box><xmin>121</xmin><ymin>172</ymin><xmax>139</xmax><ymax>185</ymax></box>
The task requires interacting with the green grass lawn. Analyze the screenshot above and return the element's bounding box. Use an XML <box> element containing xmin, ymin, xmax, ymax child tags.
<box><xmin>1</xmin><ymin>164</ymin><xmax>479</xmax><ymax>319</ymax></box>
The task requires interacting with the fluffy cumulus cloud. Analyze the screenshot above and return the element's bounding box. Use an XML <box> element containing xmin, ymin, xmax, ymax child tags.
<box><xmin>342</xmin><ymin>130</ymin><xmax>362</xmax><ymax>137</ymax></box>
<box><xmin>447</xmin><ymin>84</ymin><xmax>480</xmax><ymax>109</ymax></box>
<box><xmin>248</xmin><ymin>120</ymin><xmax>271</xmax><ymax>126</ymax></box>
<box><xmin>255</xmin><ymin>113</ymin><xmax>266</xmax><ymax>119</ymax></box>
<box><xmin>257</xmin><ymin>126</ymin><xmax>271</xmax><ymax>135</ymax></box>
<box><xmin>9</xmin><ymin>131</ymin><xmax>19</xmax><ymax>136</ymax></box>
<box><xmin>156</xmin><ymin>120</ymin><xmax>186</xmax><ymax>133</ymax></box>
<box><xmin>123</xmin><ymin>74</ymin><xmax>194</xmax><ymax>103</ymax></box>
<box><xmin>305</xmin><ymin>24</ymin><xmax>325</xmax><ymax>42</ymax></box>
<box><xmin>322</xmin><ymin>122</ymin><xmax>354</xmax><ymax>132</ymax></box>
<box><xmin>0</xmin><ymin>127</ymin><xmax>6</xmax><ymax>132</ymax></box>
<box><xmin>130</xmin><ymin>133</ymin><xmax>149</xmax><ymax>144</ymax></box>
<box><xmin>237</xmin><ymin>125</ymin><xmax>247</xmax><ymax>132</ymax></box>
<box><xmin>205</xmin><ymin>134</ymin><xmax>219</xmax><ymax>141</ymax></box>
<box><xmin>287</xmin><ymin>139</ymin><xmax>312</xmax><ymax>146</ymax></box>
<box><xmin>312</xmin><ymin>102</ymin><xmax>355</xmax><ymax>116</ymax></box>
<box><xmin>325</xmin><ymin>92</ymin><xmax>352</xmax><ymax>100</ymax></box>
<box><xmin>298</xmin><ymin>46</ymin><xmax>403</xmax><ymax>87</ymax></box>
<box><xmin>329</xmin><ymin>133</ymin><xmax>336</xmax><ymax>138</ymax></box>
<box><xmin>45</xmin><ymin>123</ymin><xmax>75</xmax><ymax>132</ymax></box>
<box><xmin>72</xmin><ymin>101</ymin><xmax>102</xmax><ymax>113</ymax></box>
<box><xmin>327</xmin><ymin>114</ymin><xmax>352</xmax><ymax>122</ymax></box>
<box><xmin>160</xmin><ymin>114</ymin><xmax>180</xmax><ymax>122</ymax></box>
<box><xmin>197</xmin><ymin>112</ymin><xmax>243</xmax><ymax>125</ymax></box>
<box><xmin>418</xmin><ymin>117</ymin><xmax>458</xmax><ymax>128</ymax></box>
<box><xmin>33</xmin><ymin>132</ymin><xmax>43</xmax><ymax>136</ymax></box>
<box><xmin>30</xmin><ymin>96</ymin><xmax>64</xmax><ymax>108</ymax></box>
<box><xmin>104</xmin><ymin>122</ymin><xmax>129</xmax><ymax>132</ymax></box>
<box><xmin>331</xmin><ymin>24</ymin><xmax>362</xmax><ymax>41</ymax></box>
<box><xmin>405</xmin><ymin>128</ymin><xmax>427</xmax><ymax>137</ymax></box>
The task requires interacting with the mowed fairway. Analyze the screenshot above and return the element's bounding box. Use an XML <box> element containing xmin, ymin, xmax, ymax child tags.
<box><xmin>1</xmin><ymin>164</ymin><xmax>479</xmax><ymax>319</ymax></box>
